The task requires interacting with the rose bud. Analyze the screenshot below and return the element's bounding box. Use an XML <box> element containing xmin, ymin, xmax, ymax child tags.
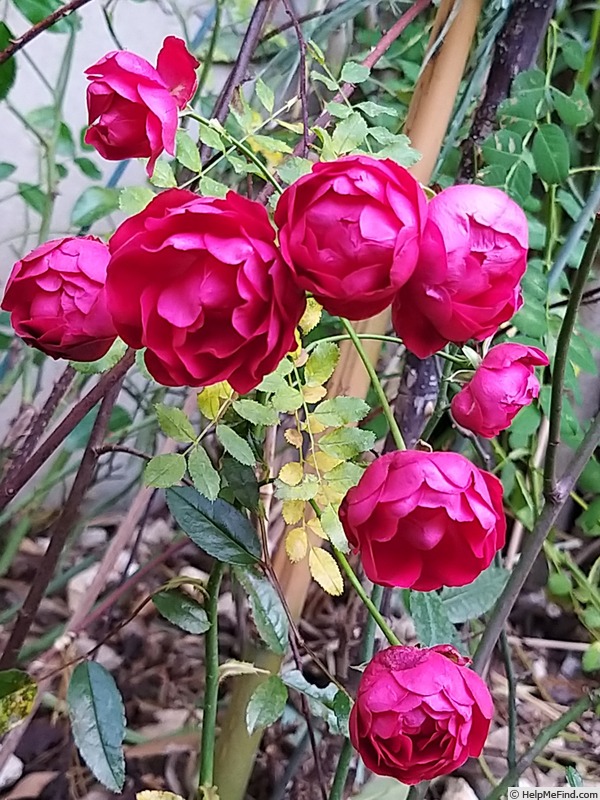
<box><xmin>274</xmin><ymin>155</ymin><xmax>427</xmax><ymax>320</ymax></box>
<box><xmin>1</xmin><ymin>236</ymin><xmax>117</xmax><ymax>362</ymax></box>
<box><xmin>85</xmin><ymin>36</ymin><xmax>199</xmax><ymax>175</ymax></box>
<box><xmin>339</xmin><ymin>450</ymin><xmax>505</xmax><ymax>590</ymax></box>
<box><xmin>106</xmin><ymin>188</ymin><xmax>306</xmax><ymax>393</ymax></box>
<box><xmin>392</xmin><ymin>184</ymin><xmax>528</xmax><ymax>357</ymax></box>
<box><xmin>350</xmin><ymin>644</ymin><xmax>494</xmax><ymax>784</ymax></box>
<box><xmin>451</xmin><ymin>343</ymin><xmax>549</xmax><ymax>438</ymax></box>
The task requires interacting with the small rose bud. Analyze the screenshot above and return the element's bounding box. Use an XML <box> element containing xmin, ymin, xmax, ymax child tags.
<box><xmin>85</xmin><ymin>37</ymin><xmax>198</xmax><ymax>175</ymax></box>
<box><xmin>451</xmin><ymin>342</ymin><xmax>549</xmax><ymax>438</ymax></box>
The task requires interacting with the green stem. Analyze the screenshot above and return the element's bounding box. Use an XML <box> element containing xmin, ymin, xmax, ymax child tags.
<box><xmin>199</xmin><ymin>561</ymin><xmax>225</xmax><ymax>791</ymax></box>
<box><xmin>329</xmin><ymin>584</ymin><xmax>385</xmax><ymax>800</ymax></box>
<box><xmin>196</xmin><ymin>0</ymin><xmax>223</xmax><ymax>98</ymax></box>
<box><xmin>334</xmin><ymin>549</ymin><xmax>399</xmax><ymax>646</ymax></box>
<box><xmin>473</xmin><ymin>408</ymin><xmax>600</xmax><ymax>675</ymax></box>
<box><xmin>543</xmin><ymin>183</ymin><xmax>557</xmax><ymax>271</ymax></box>
<box><xmin>577</xmin><ymin>4</ymin><xmax>600</xmax><ymax>88</ymax></box>
<box><xmin>484</xmin><ymin>690</ymin><xmax>600</xmax><ymax>800</ymax></box>
<box><xmin>305</xmin><ymin>334</ymin><xmax>466</xmax><ymax>364</ymax></box>
<box><xmin>499</xmin><ymin>630</ymin><xmax>517</xmax><ymax>771</ymax></box>
<box><xmin>39</xmin><ymin>28</ymin><xmax>75</xmax><ymax>244</ymax></box>
<box><xmin>185</xmin><ymin>109</ymin><xmax>283</xmax><ymax>193</ymax></box>
<box><xmin>339</xmin><ymin>318</ymin><xmax>406</xmax><ymax>451</ymax></box>
<box><xmin>544</xmin><ymin>214</ymin><xmax>600</xmax><ymax>497</ymax></box>
<box><xmin>329</xmin><ymin>741</ymin><xmax>353</xmax><ymax>800</ymax></box>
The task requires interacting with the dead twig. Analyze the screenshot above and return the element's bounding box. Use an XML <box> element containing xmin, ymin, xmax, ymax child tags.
<box><xmin>0</xmin><ymin>371</ymin><xmax>125</xmax><ymax>669</ymax></box>
<box><xmin>280</xmin><ymin>0</ymin><xmax>309</xmax><ymax>157</ymax></box>
<box><xmin>0</xmin><ymin>0</ymin><xmax>95</xmax><ymax>66</ymax></box>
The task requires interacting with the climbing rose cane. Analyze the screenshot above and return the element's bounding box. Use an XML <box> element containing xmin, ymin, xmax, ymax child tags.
<box><xmin>392</xmin><ymin>184</ymin><xmax>528</xmax><ymax>357</ymax></box>
<box><xmin>1</xmin><ymin>236</ymin><xmax>117</xmax><ymax>362</ymax></box>
<box><xmin>350</xmin><ymin>645</ymin><xmax>494</xmax><ymax>784</ymax></box>
<box><xmin>85</xmin><ymin>36</ymin><xmax>199</xmax><ymax>175</ymax></box>
<box><xmin>339</xmin><ymin>450</ymin><xmax>506</xmax><ymax>590</ymax></box>
<box><xmin>451</xmin><ymin>343</ymin><xmax>549</xmax><ymax>438</ymax></box>
<box><xmin>274</xmin><ymin>155</ymin><xmax>427</xmax><ymax>320</ymax></box>
<box><xmin>105</xmin><ymin>188</ymin><xmax>306</xmax><ymax>393</ymax></box>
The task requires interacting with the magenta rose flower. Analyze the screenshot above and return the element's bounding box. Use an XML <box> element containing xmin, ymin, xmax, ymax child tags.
<box><xmin>339</xmin><ymin>450</ymin><xmax>506</xmax><ymax>590</ymax></box>
<box><xmin>105</xmin><ymin>188</ymin><xmax>306</xmax><ymax>392</ymax></box>
<box><xmin>1</xmin><ymin>236</ymin><xmax>117</xmax><ymax>362</ymax></box>
<box><xmin>350</xmin><ymin>644</ymin><xmax>494</xmax><ymax>784</ymax></box>
<box><xmin>85</xmin><ymin>36</ymin><xmax>199</xmax><ymax>175</ymax></box>
<box><xmin>451</xmin><ymin>343</ymin><xmax>549</xmax><ymax>438</ymax></box>
<box><xmin>392</xmin><ymin>184</ymin><xmax>528</xmax><ymax>357</ymax></box>
<box><xmin>274</xmin><ymin>155</ymin><xmax>427</xmax><ymax>320</ymax></box>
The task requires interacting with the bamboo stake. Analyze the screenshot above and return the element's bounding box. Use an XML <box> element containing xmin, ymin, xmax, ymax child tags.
<box><xmin>274</xmin><ymin>0</ymin><xmax>486</xmax><ymax>638</ymax></box>
<box><xmin>214</xmin><ymin>4</ymin><xmax>484</xmax><ymax>797</ymax></box>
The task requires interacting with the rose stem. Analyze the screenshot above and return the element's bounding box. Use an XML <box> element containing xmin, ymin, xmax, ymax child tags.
<box><xmin>0</xmin><ymin>0</ymin><xmax>95</xmax><ymax>66</ymax></box>
<box><xmin>484</xmin><ymin>689</ymin><xmax>600</xmax><ymax>800</ymax></box>
<box><xmin>544</xmin><ymin>214</ymin><xmax>600</xmax><ymax>496</ymax></box>
<box><xmin>340</xmin><ymin>317</ymin><xmax>406</xmax><ymax>451</ymax></box>
<box><xmin>335</xmin><ymin>550</ymin><xmax>399</xmax><ymax>647</ymax></box>
<box><xmin>0</xmin><ymin>348</ymin><xmax>135</xmax><ymax>514</ymax></box>
<box><xmin>198</xmin><ymin>561</ymin><xmax>226</xmax><ymax>792</ymax></box>
<box><xmin>328</xmin><ymin>584</ymin><xmax>384</xmax><ymax>800</ymax></box>
<box><xmin>1</xmin><ymin>363</ymin><xmax>76</xmax><ymax>481</ymax></box>
<box><xmin>0</xmin><ymin>372</ymin><xmax>125</xmax><ymax>669</ymax></box>
<box><xmin>186</xmin><ymin>109</ymin><xmax>283</xmax><ymax>193</ymax></box>
<box><xmin>473</xmin><ymin>215</ymin><xmax>600</xmax><ymax>677</ymax></box>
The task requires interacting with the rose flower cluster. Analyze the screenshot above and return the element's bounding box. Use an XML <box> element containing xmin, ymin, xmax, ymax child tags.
<box><xmin>1</xmin><ymin>38</ymin><xmax>548</xmax><ymax>786</ymax></box>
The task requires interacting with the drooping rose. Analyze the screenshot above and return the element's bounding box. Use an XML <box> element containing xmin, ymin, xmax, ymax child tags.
<box><xmin>105</xmin><ymin>188</ymin><xmax>306</xmax><ymax>392</ymax></box>
<box><xmin>339</xmin><ymin>450</ymin><xmax>505</xmax><ymax>590</ymax></box>
<box><xmin>392</xmin><ymin>184</ymin><xmax>528</xmax><ymax>357</ymax></box>
<box><xmin>274</xmin><ymin>155</ymin><xmax>428</xmax><ymax>320</ymax></box>
<box><xmin>451</xmin><ymin>343</ymin><xmax>549</xmax><ymax>438</ymax></box>
<box><xmin>85</xmin><ymin>36</ymin><xmax>198</xmax><ymax>175</ymax></box>
<box><xmin>1</xmin><ymin>236</ymin><xmax>117</xmax><ymax>362</ymax></box>
<box><xmin>349</xmin><ymin>644</ymin><xmax>494</xmax><ymax>784</ymax></box>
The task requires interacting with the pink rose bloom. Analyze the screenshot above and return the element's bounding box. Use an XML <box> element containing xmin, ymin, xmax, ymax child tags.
<box><xmin>392</xmin><ymin>185</ymin><xmax>528</xmax><ymax>357</ymax></box>
<box><xmin>350</xmin><ymin>645</ymin><xmax>494</xmax><ymax>784</ymax></box>
<box><xmin>1</xmin><ymin>236</ymin><xmax>117</xmax><ymax>362</ymax></box>
<box><xmin>85</xmin><ymin>37</ymin><xmax>199</xmax><ymax>175</ymax></box>
<box><xmin>106</xmin><ymin>188</ymin><xmax>306</xmax><ymax>393</ymax></box>
<box><xmin>339</xmin><ymin>450</ymin><xmax>506</xmax><ymax>590</ymax></box>
<box><xmin>451</xmin><ymin>343</ymin><xmax>549</xmax><ymax>438</ymax></box>
<box><xmin>274</xmin><ymin>155</ymin><xmax>427</xmax><ymax>320</ymax></box>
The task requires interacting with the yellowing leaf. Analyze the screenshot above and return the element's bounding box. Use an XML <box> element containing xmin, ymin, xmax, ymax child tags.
<box><xmin>285</xmin><ymin>527</ymin><xmax>308</xmax><ymax>562</ymax></box>
<box><xmin>308</xmin><ymin>450</ymin><xmax>342</xmax><ymax>473</ymax></box>
<box><xmin>218</xmin><ymin>660</ymin><xmax>270</xmax><ymax>682</ymax></box>
<box><xmin>137</xmin><ymin>793</ymin><xmax>185</xmax><ymax>800</ymax></box>
<box><xmin>293</xmin><ymin>348</ymin><xmax>308</xmax><ymax>368</ymax></box>
<box><xmin>0</xmin><ymin>670</ymin><xmax>37</xmax><ymax>736</ymax></box>
<box><xmin>285</xmin><ymin>429</ymin><xmax>304</xmax><ymax>449</ymax></box>
<box><xmin>305</xmin><ymin>414</ymin><xmax>327</xmax><ymax>434</ymax></box>
<box><xmin>305</xmin><ymin>342</ymin><xmax>340</xmax><ymax>386</ymax></box>
<box><xmin>299</xmin><ymin>298</ymin><xmax>323</xmax><ymax>334</ymax></box>
<box><xmin>279</xmin><ymin>462</ymin><xmax>304</xmax><ymax>486</ymax></box>
<box><xmin>282</xmin><ymin>499</ymin><xmax>305</xmax><ymax>524</ymax></box>
<box><xmin>306</xmin><ymin>518</ymin><xmax>327</xmax><ymax>540</ymax></box>
<box><xmin>309</xmin><ymin>548</ymin><xmax>344</xmax><ymax>596</ymax></box>
<box><xmin>198</xmin><ymin>382</ymin><xmax>232</xmax><ymax>420</ymax></box>
<box><xmin>199</xmin><ymin>786</ymin><xmax>220</xmax><ymax>800</ymax></box>
<box><xmin>303</xmin><ymin>385</ymin><xmax>327</xmax><ymax>404</ymax></box>
<box><xmin>321</xmin><ymin>504</ymin><xmax>349</xmax><ymax>552</ymax></box>
<box><xmin>288</xmin><ymin>328</ymin><xmax>303</xmax><ymax>360</ymax></box>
